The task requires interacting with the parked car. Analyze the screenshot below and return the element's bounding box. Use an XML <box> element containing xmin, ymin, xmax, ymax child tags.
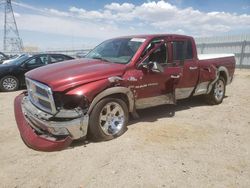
<box><xmin>0</xmin><ymin>52</ymin><xmax>9</xmax><ymax>64</ymax></box>
<box><xmin>14</xmin><ymin>34</ymin><xmax>235</xmax><ymax>151</ymax></box>
<box><xmin>0</xmin><ymin>53</ymin><xmax>73</xmax><ymax>91</ymax></box>
<box><xmin>2</xmin><ymin>54</ymin><xmax>27</xmax><ymax>64</ymax></box>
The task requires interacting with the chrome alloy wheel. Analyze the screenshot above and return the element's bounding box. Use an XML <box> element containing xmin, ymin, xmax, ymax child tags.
<box><xmin>2</xmin><ymin>77</ymin><xmax>17</xmax><ymax>91</ymax></box>
<box><xmin>99</xmin><ymin>102</ymin><xmax>125</xmax><ymax>136</ymax></box>
<box><xmin>214</xmin><ymin>79</ymin><xmax>225</xmax><ymax>101</ymax></box>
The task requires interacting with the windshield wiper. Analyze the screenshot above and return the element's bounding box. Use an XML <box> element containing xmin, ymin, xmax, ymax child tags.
<box><xmin>92</xmin><ymin>57</ymin><xmax>111</xmax><ymax>63</ymax></box>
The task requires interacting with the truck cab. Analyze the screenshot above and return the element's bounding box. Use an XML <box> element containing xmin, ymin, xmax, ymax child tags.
<box><xmin>14</xmin><ymin>34</ymin><xmax>235</xmax><ymax>151</ymax></box>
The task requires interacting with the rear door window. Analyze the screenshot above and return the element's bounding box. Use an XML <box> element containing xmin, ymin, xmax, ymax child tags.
<box><xmin>186</xmin><ymin>40</ymin><xmax>193</xmax><ymax>59</ymax></box>
<box><xmin>173</xmin><ymin>40</ymin><xmax>194</xmax><ymax>61</ymax></box>
<box><xmin>173</xmin><ymin>41</ymin><xmax>185</xmax><ymax>61</ymax></box>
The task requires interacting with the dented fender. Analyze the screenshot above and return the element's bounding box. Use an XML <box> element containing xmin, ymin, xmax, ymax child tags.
<box><xmin>65</xmin><ymin>77</ymin><xmax>135</xmax><ymax>114</ymax></box>
<box><xmin>87</xmin><ymin>87</ymin><xmax>135</xmax><ymax>114</ymax></box>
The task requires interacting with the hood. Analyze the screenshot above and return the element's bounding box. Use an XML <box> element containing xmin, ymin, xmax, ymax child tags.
<box><xmin>26</xmin><ymin>59</ymin><xmax>126</xmax><ymax>91</ymax></box>
<box><xmin>0</xmin><ymin>63</ymin><xmax>16</xmax><ymax>68</ymax></box>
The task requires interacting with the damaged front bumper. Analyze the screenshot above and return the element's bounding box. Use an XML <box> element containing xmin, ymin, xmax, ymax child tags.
<box><xmin>14</xmin><ymin>93</ymin><xmax>89</xmax><ymax>151</ymax></box>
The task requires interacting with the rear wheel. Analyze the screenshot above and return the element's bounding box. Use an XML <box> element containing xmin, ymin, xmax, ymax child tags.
<box><xmin>0</xmin><ymin>75</ymin><xmax>19</xmax><ymax>92</ymax></box>
<box><xmin>206</xmin><ymin>76</ymin><xmax>225</xmax><ymax>105</ymax></box>
<box><xmin>88</xmin><ymin>97</ymin><xmax>128</xmax><ymax>141</ymax></box>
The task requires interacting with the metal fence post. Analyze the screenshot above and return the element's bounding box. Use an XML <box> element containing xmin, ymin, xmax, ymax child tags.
<box><xmin>239</xmin><ymin>40</ymin><xmax>246</xmax><ymax>69</ymax></box>
<box><xmin>201</xmin><ymin>43</ymin><xmax>206</xmax><ymax>54</ymax></box>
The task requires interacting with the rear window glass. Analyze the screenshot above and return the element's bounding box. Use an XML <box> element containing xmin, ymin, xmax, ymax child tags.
<box><xmin>173</xmin><ymin>40</ymin><xmax>193</xmax><ymax>61</ymax></box>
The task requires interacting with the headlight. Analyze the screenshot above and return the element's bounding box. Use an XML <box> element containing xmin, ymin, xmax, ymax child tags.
<box><xmin>54</xmin><ymin>93</ymin><xmax>89</xmax><ymax>110</ymax></box>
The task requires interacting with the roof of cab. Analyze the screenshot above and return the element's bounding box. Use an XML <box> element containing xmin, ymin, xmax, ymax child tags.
<box><xmin>113</xmin><ymin>34</ymin><xmax>194</xmax><ymax>40</ymax></box>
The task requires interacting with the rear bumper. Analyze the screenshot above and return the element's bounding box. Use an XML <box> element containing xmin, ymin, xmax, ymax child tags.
<box><xmin>14</xmin><ymin>93</ymin><xmax>73</xmax><ymax>151</ymax></box>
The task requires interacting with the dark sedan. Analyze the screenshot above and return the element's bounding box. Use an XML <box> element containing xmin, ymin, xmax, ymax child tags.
<box><xmin>0</xmin><ymin>53</ymin><xmax>74</xmax><ymax>91</ymax></box>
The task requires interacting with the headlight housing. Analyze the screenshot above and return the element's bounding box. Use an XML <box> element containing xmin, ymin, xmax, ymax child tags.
<box><xmin>54</xmin><ymin>93</ymin><xmax>89</xmax><ymax>110</ymax></box>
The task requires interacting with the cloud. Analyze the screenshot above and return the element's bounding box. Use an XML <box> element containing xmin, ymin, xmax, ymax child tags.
<box><xmin>104</xmin><ymin>3</ymin><xmax>135</xmax><ymax>12</ymax></box>
<box><xmin>15</xmin><ymin>13</ymin><xmax>128</xmax><ymax>39</ymax></box>
<box><xmin>54</xmin><ymin>1</ymin><xmax>250</xmax><ymax>36</ymax></box>
<box><xmin>45</xmin><ymin>8</ymin><xmax>70</xmax><ymax>17</ymax></box>
<box><xmin>8</xmin><ymin>0</ymin><xmax>250</xmax><ymax>36</ymax></box>
<box><xmin>13</xmin><ymin>12</ymin><xmax>21</xmax><ymax>18</ymax></box>
<box><xmin>69</xmin><ymin>7</ymin><xmax>111</xmax><ymax>20</ymax></box>
<box><xmin>12</xmin><ymin>1</ymin><xmax>43</xmax><ymax>13</ymax></box>
<box><xmin>3</xmin><ymin>0</ymin><xmax>250</xmax><ymax>49</ymax></box>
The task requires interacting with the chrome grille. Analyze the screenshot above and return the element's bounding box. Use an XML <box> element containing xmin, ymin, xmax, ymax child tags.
<box><xmin>26</xmin><ymin>78</ymin><xmax>57</xmax><ymax>114</ymax></box>
<box><xmin>36</xmin><ymin>86</ymin><xmax>49</xmax><ymax>97</ymax></box>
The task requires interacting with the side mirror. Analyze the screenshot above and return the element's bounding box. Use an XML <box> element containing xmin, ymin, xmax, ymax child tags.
<box><xmin>137</xmin><ymin>61</ymin><xmax>148</xmax><ymax>70</ymax></box>
<box><xmin>20</xmin><ymin>63</ymin><xmax>27</xmax><ymax>68</ymax></box>
<box><xmin>148</xmin><ymin>61</ymin><xmax>164</xmax><ymax>73</ymax></box>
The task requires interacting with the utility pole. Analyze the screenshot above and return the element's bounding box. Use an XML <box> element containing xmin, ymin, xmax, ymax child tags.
<box><xmin>3</xmin><ymin>0</ymin><xmax>23</xmax><ymax>53</ymax></box>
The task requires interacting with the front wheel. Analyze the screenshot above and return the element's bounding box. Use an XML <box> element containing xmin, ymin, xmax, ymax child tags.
<box><xmin>206</xmin><ymin>76</ymin><xmax>225</xmax><ymax>105</ymax></box>
<box><xmin>0</xmin><ymin>75</ymin><xmax>19</xmax><ymax>92</ymax></box>
<box><xmin>88</xmin><ymin>97</ymin><xmax>129</xmax><ymax>141</ymax></box>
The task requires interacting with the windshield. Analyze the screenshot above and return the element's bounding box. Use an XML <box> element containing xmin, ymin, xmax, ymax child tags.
<box><xmin>5</xmin><ymin>54</ymin><xmax>31</xmax><ymax>65</ymax></box>
<box><xmin>85</xmin><ymin>37</ymin><xmax>145</xmax><ymax>64</ymax></box>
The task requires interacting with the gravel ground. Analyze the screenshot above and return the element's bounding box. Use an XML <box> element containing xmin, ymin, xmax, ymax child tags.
<box><xmin>0</xmin><ymin>69</ymin><xmax>250</xmax><ymax>188</ymax></box>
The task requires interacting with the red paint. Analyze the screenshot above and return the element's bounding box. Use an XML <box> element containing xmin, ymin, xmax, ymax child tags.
<box><xmin>66</xmin><ymin>79</ymin><xmax>110</xmax><ymax>101</ymax></box>
<box><xmin>26</xmin><ymin>59</ymin><xmax>126</xmax><ymax>91</ymax></box>
<box><xmin>14</xmin><ymin>93</ymin><xmax>72</xmax><ymax>151</ymax></box>
<box><xmin>15</xmin><ymin>34</ymin><xmax>236</xmax><ymax>151</ymax></box>
<box><xmin>25</xmin><ymin>35</ymin><xmax>235</xmax><ymax>97</ymax></box>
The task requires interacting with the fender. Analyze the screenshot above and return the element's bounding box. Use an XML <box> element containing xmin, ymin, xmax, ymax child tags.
<box><xmin>217</xmin><ymin>66</ymin><xmax>230</xmax><ymax>84</ymax></box>
<box><xmin>66</xmin><ymin>79</ymin><xmax>110</xmax><ymax>101</ymax></box>
<box><xmin>206</xmin><ymin>66</ymin><xmax>230</xmax><ymax>94</ymax></box>
<box><xmin>87</xmin><ymin>87</ymin><xmax>135</xmax><ymax>114</ymax></box>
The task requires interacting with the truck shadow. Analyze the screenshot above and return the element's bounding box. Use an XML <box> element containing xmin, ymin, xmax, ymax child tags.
<box><xmin>71</xmin><ymin>95</ymin><xmax>224</xmax><ymax>148</ymax></box>
<box><xmin>128</xmin><ymin>95</ymin><xmax>224</xmax><ymax>124</ymax></box>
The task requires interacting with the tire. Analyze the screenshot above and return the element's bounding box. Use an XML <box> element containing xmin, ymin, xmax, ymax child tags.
<box><xmin>88</xmin><ymin>97</ymin><xmax>129</xmax><ymax>141</ymax></box>
<box><xmin>0</xmin><ymin>75</ymin><xmax>19</xmax><ymax>92</ymax></box>
<box><xmin>206</xmin><ymin>76</ymin><xmax>226</xmax><ymax>105</ymax></box>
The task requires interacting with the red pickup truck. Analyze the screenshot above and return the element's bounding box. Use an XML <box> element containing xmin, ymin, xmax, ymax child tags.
<box><xmin>14</xmin><ymin>34</ymin><xmax>235</xmax><ymax>151</ymax></box>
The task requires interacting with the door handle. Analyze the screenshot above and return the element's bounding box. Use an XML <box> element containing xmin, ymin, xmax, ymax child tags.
<box><xmin>171</xmin><ymin>74</ymin><xmax>180</xmax><ymax>79</ymax></box>
<box><xmin>202</xmin><ymin>67</ymin><xmax>211</xmax><ymax>72</ymax></box>
<box><xmin>189</xmin><ymin>66</ymin><xmax>198</xmax><ymax>70</ymax></box>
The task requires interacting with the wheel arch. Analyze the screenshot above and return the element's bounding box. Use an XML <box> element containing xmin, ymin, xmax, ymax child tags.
<box><xmin>206</xmin><ymin>66</ymin><xmax>229</xmax><ymax>94</ymax></box>
<box><xmin>217</xmin><ymin>66</ymin><xmax>229</xmax><ymax>85</ymax></box>
<box><xmin>87</xmin><ymin>87</ymin><xmax>134</xmax><ymax>114</ymax></box>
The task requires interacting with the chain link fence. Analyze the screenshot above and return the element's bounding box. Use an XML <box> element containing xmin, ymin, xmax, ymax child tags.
<box><xmin>2</xmin><ymin>34</ymin><xmax>250</xmax><ymax>68</ymax></box>
<box><xmin>195</xmin><ymin>34</ymin><xmax>250</xmax><ymax>68</ymax></box>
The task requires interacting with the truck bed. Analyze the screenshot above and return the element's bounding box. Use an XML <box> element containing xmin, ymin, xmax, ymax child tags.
<box><xmin>198</xmin><ymin>54</ymin><xmax>235</xmax><ymax>60</ymax></box>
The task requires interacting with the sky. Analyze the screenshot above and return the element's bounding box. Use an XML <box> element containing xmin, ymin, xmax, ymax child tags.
<box><xmin>0</xmin><ymin>0</ymin><xmax>249</xmax><ymax>50</ymax></box>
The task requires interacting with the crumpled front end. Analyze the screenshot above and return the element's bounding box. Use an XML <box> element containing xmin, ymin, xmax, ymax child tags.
<box><xmin>14</xmin><ymin>92</ymin><xmax>89</xmax><ymax>152</ymax></box>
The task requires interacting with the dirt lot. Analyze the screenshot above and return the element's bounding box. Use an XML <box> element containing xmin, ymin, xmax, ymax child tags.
<box><xmin>0</xmin><ymin>69</ymin><xmax>250</xmax><ymax>188</ymax></box>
